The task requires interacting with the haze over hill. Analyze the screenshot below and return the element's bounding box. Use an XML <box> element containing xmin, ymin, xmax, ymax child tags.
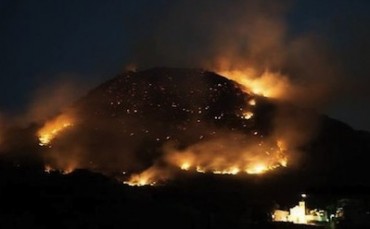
<box><xmin>0</xmin><ymin>67</ymin><xmax>370</xmax><ymax>228</ymax></box>
<box><xmin>2</xmin><ymin>1</ymin><xmax>370</xmax><ymax>228</ymax></box>
<box><xmin>1</xmin><ymin>67</ymin><xmax>367</xmax><ymax>187</ymax></box>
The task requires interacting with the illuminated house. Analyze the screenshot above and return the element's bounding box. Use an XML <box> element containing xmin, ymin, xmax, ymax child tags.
<box><xmin>273</xmin><ymin>200</ymin><xmax>328</xmax><ymax>225</ymax></box>
<box><xmin>288</xmin><ymin>201</ymin><xmax>307</xmax><ymax>224</ymax></box>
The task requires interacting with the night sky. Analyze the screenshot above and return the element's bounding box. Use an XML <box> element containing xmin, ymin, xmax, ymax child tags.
<box><xmin>1</xmin><ymin>0</ymin><xmax>370</xmax><ymax>130</ymax></box>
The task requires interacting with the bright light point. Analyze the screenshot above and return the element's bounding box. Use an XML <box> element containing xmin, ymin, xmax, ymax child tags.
<box><xmin>301</xmin><ymin>194</ymin><xmax>307</xmax><ymax>198</ymax></box>
<box><xmin>248</xmin><ymin>99</ymin><xmax>256</xmax><ymax>106</ymax></box>
<box><xmin>44</xmin><ymin>165</ymin><xmax>53</xmax><ymax>173</ymax></box>
<box><xmin>196</xmin><ymin>166</ymin><xmax>206</xmax><ymax>173</ymax></box>
<box><xmin>62</xmin><ymin>167</ymin><xmax>74</xmax><ymax>175</ymax></box>
<box><xmin>224</xmin><ymin>167</ymin><xmax>240</xmax><ymax>175</ymax></box>
<box><xmin>246</xmin><ymin>164</ymin><xmax>268</xmax><ymax>174</ymax></box>
<box><xmin>280</xmin><ymin>158</ymin><xmax>288</xmax><ymax>167</ymax></box>
<box><xmin>230</xmin><ymin>167</ymin><xmax>240</xmax><ymax>174</ymax></box>
<box><xmin>180</xmin><ymin>162</ymin><xmax>191</xmax><ymax>170</ymax></box>
<box><xmin>242</xmin><ymin>111</ymin><xmax>254</xmax><ymax>120</ymax></box>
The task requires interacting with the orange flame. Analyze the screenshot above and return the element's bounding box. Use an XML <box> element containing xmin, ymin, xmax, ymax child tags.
<box><xmin>180</xmin><ymin>162</ymin><xmax>191</xmax><ymax>170</ymax></box>
<box><xmin>242</xmin><ymin>111</ymin><xmax>254</xmax><ymax>120</ymax></box>
<box><xmin>38</xmin><ymin>114</ymin><xmax>74</xmax><ymax>146</ymax></box>
<box><xmin>124</xmin><ymin>166</ymin><xmax>170</xmax><ymax>186</ymax></box>
<box><xmin>44</xmin><ymin>164</ymin><xmax>54</xmax><ymax>173</ymax></box>
<box><xmin>214</xmin><ymin>58</ymin><xmax>291</xmax><ymax>99</ymax></box>
<box><xmin>166</xmin><ymin>136</ymin><xmax>288</xmax><ymax>176</ymax></box>
<box><xmin>43</xmin><ymin>164</ymin><xmax>75</xmax><ymax>174</ymax></box>
<box><xmin>248</xmin><ymin>99</ymin><xmax>256</xmax><ymax>106</ymax></box>
<box><xmin>245</xmin><ymin>163</ymin><xmax>268</xmax><ymax>174</ymax></box>
<box><xmin>36</xmin><ymin>63</ymin><xmax>293</xmax><ymax>185</ymax></box>
<box><xmin>219</xmin><ymin>69</ymin><xmax>290</xmax><ymax>98</ymax></box>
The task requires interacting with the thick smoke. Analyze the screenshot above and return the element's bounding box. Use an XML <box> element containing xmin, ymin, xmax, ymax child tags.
<box><xmin>0</xmin><ymin>76</ymin><xmax>89</xmax><ymax>158</ymax></box>
<box><xmin>23</xmin><ymin>76</ymin><xmax>91</xmax><ymax>125</ymax></box>
<box><xmin>272</xmin><ymin>103</ymin><xmax>319</xmax><ymax>168</ymax></box>
<box><xmin>121</xmin><ymin>0</ymin><xmax>339</xmax><ymax>175</ymax></box>
<box><xmin>127</xmin><ymin>0</ymin><xmax>340</xmax><ymax>108</ymax></box>
<box><xmin>2</xmin><ymin>1</ymin><xmax>343</xmax><ymax>184</ymax></box>
<box><xmin>36</xmin><ymin>0</ymin><xmax>340</xmax><ymax>180</ymax></box>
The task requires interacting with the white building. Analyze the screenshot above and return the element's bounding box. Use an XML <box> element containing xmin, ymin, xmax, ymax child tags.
<box><xmin>273</xmin><ymin>200</ymin><xmax>328</xmax><ymax>225</ymax></box>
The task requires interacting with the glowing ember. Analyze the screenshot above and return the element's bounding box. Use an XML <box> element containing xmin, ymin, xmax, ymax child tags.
<box><xmin>242</xmin><ymin>111</ymin><xmax>254</xmax><ymax>120</ymax></box>
<box><xmin>44</xmin><ymin>164</ymin><xmax>75</xmax><ymax>174</ymax></box>
<box><xmin>38</xmin><ymin>114</ymin><xmax>74</xmax><ymax>146</ymax></box>
<box><xmin>44</xmin><ymin>165</ymin><xmax>54</xmax><ymax>173</ymax></box>
<box><xmin>277</xmin><ymin>140</ymin><xmax>287</xmax><ymax>151</ymax></box>
<box><xmin>280</xmin><ymin>158</ymin><xmax>288</xmax><ymax>167</ymax></box>
<box><xmin>248</xmin><ymin>99</ymin><xmax>256</xmax><ymax>106</ymax></box>
<box><xmin>180</xmin><ymin>162</ymin><xmax>191</xmax><ymax>170</ymax></box>
<box><xmin>61</xmin><ymin>167</ymin><xmax>75</xmax><ymax>175</ymax></box>
<box><xmin>196</xmin><ymin>166</ymin><xmax>206</xmax><ymax>173</ymax></box>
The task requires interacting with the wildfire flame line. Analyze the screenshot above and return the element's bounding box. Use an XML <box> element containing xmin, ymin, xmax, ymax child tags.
<box><xmin>124</xmin><ymin>138</ymin><xmax>288</xmax><ymax>186</ymax></box>
<box><xmin>38</xmin><ymin>114</ymin><xmax>74</xmax><ymax>146</ymax></box>
<box><xmin>217</xmin><ymin>68</ymin><xmax>290</xmax><ymax>99</ymax></box>
<box><xmin>177</xmin><ymin>156</ymin><xmax>287</xmax><ymax>176</ymax></box>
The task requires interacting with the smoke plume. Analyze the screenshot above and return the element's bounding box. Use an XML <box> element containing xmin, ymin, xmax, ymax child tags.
<box><xmin>24</xmin><ymin>76</ymin><xmax>91</xmax><ymax>125</ymax></box>
<box><xmin>119</xmin><ymin>1</ymin><xmax>342</xmax><ymax>176</ymax></box>
<box><xmin>127</xmin><ymin>0</ymin><xmax>340</xmax><ymax>108</ymax></box>
<box><xmin>2</xmin><ymin>1</ymin><xmax>344</xmax><ymax>185</ymax></box>
<box><xmin>0</xmin><ymin>75</ymin><xmax>90</xmax><ymax>158</ymax></box>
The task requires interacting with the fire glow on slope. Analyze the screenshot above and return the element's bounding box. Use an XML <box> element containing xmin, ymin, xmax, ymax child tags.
<box><xmin>35</xmin><ymin>69</ymin><xmax>292</xmax><ymax>186</ymax></box>
<box><xmin>217</xmin><ymin>67</ymin><xmax>291</xmax><ymax>99</ymax></box>
<box><xmin>123</xmin><ymin>69</ymin><xmax>291</xmax><ymax>186</ymax></box>
<box><xmin>38</xmin><ymin>114</ymin><xmax>74</xmax><ymax>146</ymax></box>
<box><xmin>167</xmin><ymin>137</ymin><xmax>288</xmax><ymax>176</ymax></box>
<box><xmin>44</xmin><ymin>164</ymin><xmax>75</xmax><ymax>174</ymax></box>
<box><xmin>124</xmin><ymin>166</ymin><xmax>171</xmax><ymax>186</ymax></box>
<box><xmin>124</xmin><ymin>137</ymin><xmax>289</xmax><ymax>186</ymax></box>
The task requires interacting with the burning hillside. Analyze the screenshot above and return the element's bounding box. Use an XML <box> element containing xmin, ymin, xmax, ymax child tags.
<box><xmin>38</xmin><ymin>113</ymin><xmax>74</xmax><ymax>146</ymax></box>
<box><xmin>34</xmin><ymin>68</ymin><xmax>304</xmax><ymax>186</ymax></box>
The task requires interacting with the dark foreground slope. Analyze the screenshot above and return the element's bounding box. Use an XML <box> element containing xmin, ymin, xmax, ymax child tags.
<box><xmin>0</xmin><ymin>166</ymin><xmax>331</xmax><ymax>229</ymax></box>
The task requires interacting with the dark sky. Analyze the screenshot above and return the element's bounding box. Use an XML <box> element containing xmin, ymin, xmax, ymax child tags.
<box><xmin>1</xmin><ymin>0</ymin><xmax>370</xmax><ymax>130</ymax></box>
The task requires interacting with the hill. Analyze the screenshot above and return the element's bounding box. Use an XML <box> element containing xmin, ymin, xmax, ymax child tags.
<box><xmin>1</xmin><ymin>67</ymin><xmax>370</xmax><ymax>228</ymax></box>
